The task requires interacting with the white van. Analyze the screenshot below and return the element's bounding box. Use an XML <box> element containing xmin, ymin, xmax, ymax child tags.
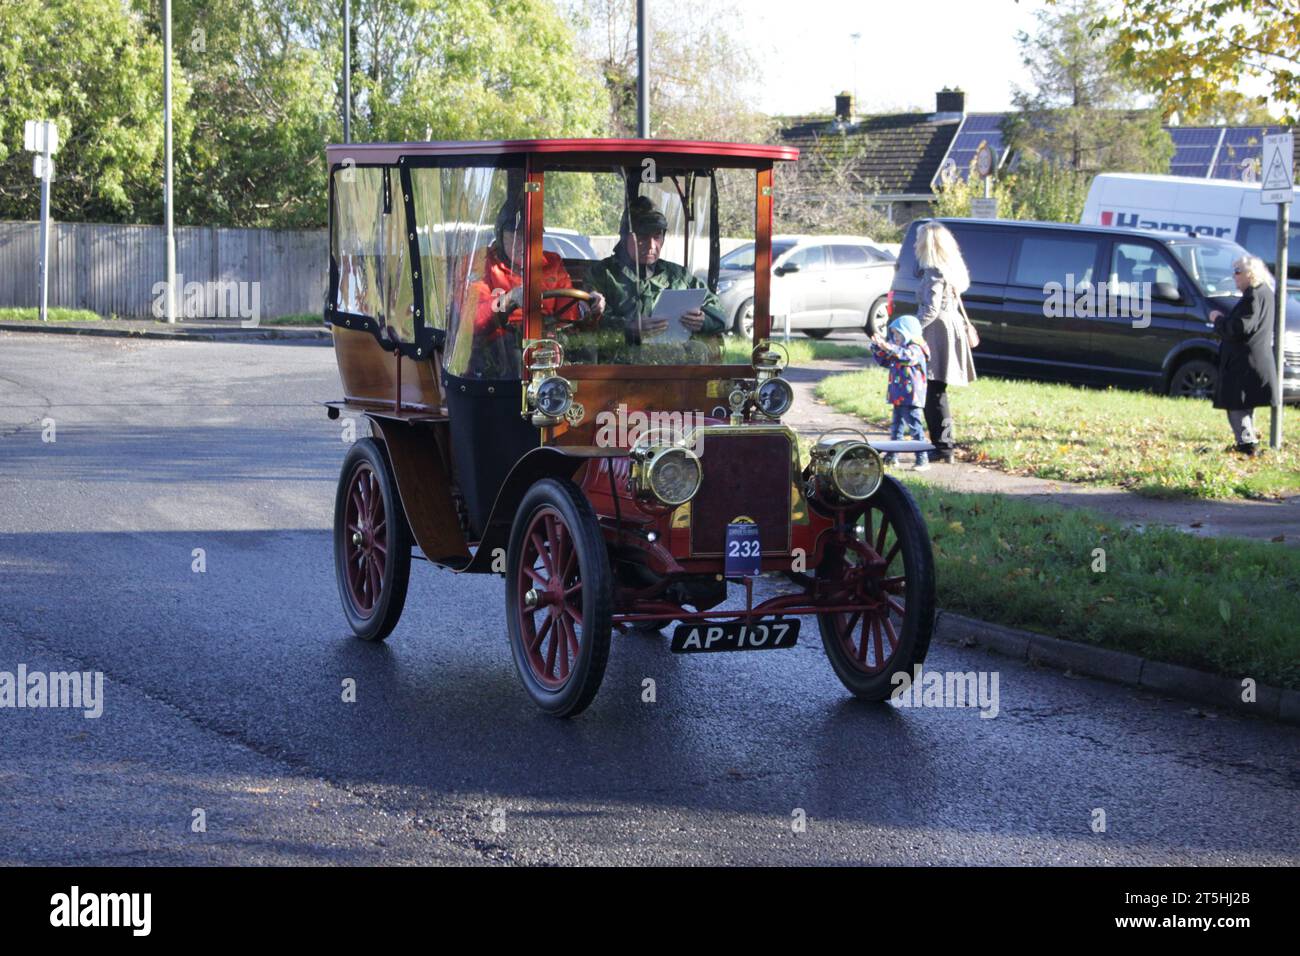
<box><xmin>1081</xmin><ymin>173</ymin><xmax>1299</xmax><ymax>292</ymax></box>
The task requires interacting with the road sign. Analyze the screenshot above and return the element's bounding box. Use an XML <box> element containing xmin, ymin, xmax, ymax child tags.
<box><xmin>975</xmin><ymin>142</ymin><xmax>994</xmax><ymax>179</ymax></box>
<box><xmin>23</xmin><ymin>119</ymin><xmax>59</xmax><ymax>155</ymax></box>
<box><xmin>1261</xmin><ymin>132</ymin><xmax>1294</xmax><ymax>204</ymax></box>
<box><xmin>32</xmin><ymin>155</ymin><xmax>55</xmax><ymax>181</ymax></box>
<box><xmin>970</xmin><ymin>197</ymin><xmax>998</xmax><ymax>220</ymax></box>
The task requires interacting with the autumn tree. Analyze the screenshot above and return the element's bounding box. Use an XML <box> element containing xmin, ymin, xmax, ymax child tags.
<box><xmin>1095</xmin><ymin>0</ymin><xmax>1300</xmax><ymax>123</ymax></box>
<box><xmin>776</xmin><ymin>131</ymin><xmax>901</xmax><ymax>241</ymax></box>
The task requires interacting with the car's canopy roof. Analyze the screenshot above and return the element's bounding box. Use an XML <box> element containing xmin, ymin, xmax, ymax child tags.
<box><xmin>326</xmin><ymin>138</ymin><xmax>799</xmax><ymax>167</ymax></box>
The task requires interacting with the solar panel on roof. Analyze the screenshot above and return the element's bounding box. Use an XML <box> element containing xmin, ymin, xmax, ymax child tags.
<box><xmin>1169</xmin><ymin>128</ymin><xmax>1221</xmax><ymax>147</ymax></box>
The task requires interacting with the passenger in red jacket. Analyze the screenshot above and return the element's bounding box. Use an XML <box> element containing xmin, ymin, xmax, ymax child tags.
<box><xmin>468</xmin><ymin>201</ymin><xmax>604</xmax><ymax>342</ymax></box>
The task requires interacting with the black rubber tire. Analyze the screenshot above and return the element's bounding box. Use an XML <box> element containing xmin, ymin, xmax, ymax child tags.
<box><xmin>803</xmin><ymin>329</ymin><xmax>831</xmax><ymax>339</ymax></box>
<box><xmin>334</xmin><ymin>437</ymin><xmax>412</xmax><ymax>642</ymax></box>
<box><xmin>817</xmin><ymin>475</ymin><xmax>936</xmax><ymax>700</ymax></box>
<box><xmin>732</xmin><ymin>298</ymin><xmax>754</xmax><ymax>337</ymax></box>
<box><xmin>1168</xmin><ymin>357</ymin><xmax>1217</xmax><ymax>400</ymax></box>
<box><xmin>865</xmin><ymin>296</ymin><xmax>890</xmax><ymax>337</ymax></box>
<box><xmin>505</xmin><ymin>477</ymin><xmax>613</xmax><ymax>717</ymax></box>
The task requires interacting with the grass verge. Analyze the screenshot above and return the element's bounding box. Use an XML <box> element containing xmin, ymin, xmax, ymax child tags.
<box><xmin>0</xmin><ymin>307</ymin><xmax>103</xmax><ymax>323</ymax></box>
<box><xmin>904</xmin><ymin>482</ymin><xmax>1300</xmax><ymax>690</ymax></box>
<box><xmin>722</xmin><ymin>337</ymin><xmax>865</xmax><ymax>365</ymax></box>
<box><xmin>818</xmin><ymin>368</ymin><xmax>1300</xmax><ymax>499</ymax></box>
<box><xmin>263</xmin><ymin>313</ymin><xmax>326</xmax><ymax>326</ymax></box>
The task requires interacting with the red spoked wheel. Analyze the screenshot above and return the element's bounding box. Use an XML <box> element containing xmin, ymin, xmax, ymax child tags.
<box><xmin>816</xmin><ymin>475</ymin><xmax>935</xmax><ymax>700</ymax></box>
<box><xmin>505</xmin><ymin>478</ymin><xmax>612</xmax><ymax>717</ymax></box>
<box><xmin>333</xmin><ymin>438</ymin><xmax>411</xmax><ymax>642</ymax></box>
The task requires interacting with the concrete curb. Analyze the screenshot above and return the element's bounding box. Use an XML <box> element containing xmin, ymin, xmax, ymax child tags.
<box><xmin>0</xmin><ymin>322</ymin><xmax>330</xmax><ymax>344</ymax></box>
<box><xmin>935</xmin><ymin>610</ymin><xmax>1298</xmax><ymax>726</ymax></box>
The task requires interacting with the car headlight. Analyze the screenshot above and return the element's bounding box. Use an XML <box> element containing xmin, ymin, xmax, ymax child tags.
<box><xmin>717</xmin><ymin>278</ymin><xmax>736</xmax><ymax>293</ymax></box>
<box><xmin>810</xmin><ymin>440</ymin><xmax>883</xmax><ymax>503</ymax></box>
<box><xmin>631</xmin><ymin>444</ymin><xmax>703</xmax><ymax>506</ymax></box>
<box><xmin>754</xmin><ymin>377</ymin><xmax>794</xmax><ymax>419</ymax></box>
<box><xmin>527</xmin><ymin>374</ymin><xmax>574</xmax><ymax>424</ymax></box>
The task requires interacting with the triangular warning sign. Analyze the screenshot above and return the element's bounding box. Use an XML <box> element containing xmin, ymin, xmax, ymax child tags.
<box><xmin>1263</xmin><ymin>147</ymin><xmax>1291</xmax><ymax>190</ymax></box>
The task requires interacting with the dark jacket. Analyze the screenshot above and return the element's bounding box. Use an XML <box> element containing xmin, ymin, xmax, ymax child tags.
<box><xmin>1213</xmin><ymin>285</ymin><xmax>1277</xmax><ymax>410</ymax></box>
<box><xmin>587</xmin><ymin>245</ymin><xmax>727</xmax><ymax>336</ymax></box>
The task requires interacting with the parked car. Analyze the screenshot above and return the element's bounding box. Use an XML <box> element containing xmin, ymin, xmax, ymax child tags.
<box><xmin>715</xmin><ymin>235</ymin><xmax>896</xmax><ymax>338</ymax></box>
<box><xmin>890</xmin><ymin>217</ymin><xmax>1300</xmax><ymax>401</ymax></box>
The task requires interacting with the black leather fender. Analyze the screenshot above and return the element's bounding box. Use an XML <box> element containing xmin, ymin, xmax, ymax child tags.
<box><xmin>456</xmin><ymin>445</ymin><xmax>625</xmax><ymax>574</ymax></box>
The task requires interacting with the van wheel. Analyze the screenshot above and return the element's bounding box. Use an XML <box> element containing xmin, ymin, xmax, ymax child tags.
<box><xmin>865</xmin><ymin>296</ymin><xmax>890</xmax><ymax>337</ymax></box>
<box><xmin>1169</xmin><ymin>358</ymin><xmax>1216</xmax><ymax>400</ymax></box>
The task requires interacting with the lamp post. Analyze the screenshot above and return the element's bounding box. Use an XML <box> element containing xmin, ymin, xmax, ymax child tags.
<box><xmin>637</xmin><ymin>0</ymin><xmax>649</xmax><ymax>138</ymax></box>
<box><xmin>343</xmin><ymin>0</ymin><xmax>352</xmax><ymax>143</ymax></box>
<box><xmin>163</xmin><ymin>0</ymin><xmax>176</xmax><ymax>324</ymax></box>
<box><xmin>850</xmin><ymin>32</ymin><xmax>861</xmax><ymax>116</ymax></box>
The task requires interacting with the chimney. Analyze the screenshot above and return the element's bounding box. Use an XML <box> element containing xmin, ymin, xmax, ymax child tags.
<box><xmin>835</xmin><ymin>92</ymin><xmax>853</xmax><ymax>122</ymax></box>
<box><xmin>935</xmin><ymin>89</ymin><xmax>965</xmax><ymax>116</ymax></box>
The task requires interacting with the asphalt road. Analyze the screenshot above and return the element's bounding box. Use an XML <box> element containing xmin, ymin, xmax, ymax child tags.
<box><xmin>1</xmin><ymin>334</ymin><xmax>1297</xmax><ymax>865</ymax></box>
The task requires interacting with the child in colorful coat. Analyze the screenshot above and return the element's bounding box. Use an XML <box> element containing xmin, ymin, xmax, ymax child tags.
<box><xmin>870</xmin><ymin>314</ymin><xmax>931</xmax><ymax>470</ymax></box>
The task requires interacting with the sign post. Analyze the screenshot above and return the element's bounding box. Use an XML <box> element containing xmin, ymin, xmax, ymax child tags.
<box><xmin>24</xmin><ymin>120</ymin><xmax>59</xmax><ymax>323</ymax></box>
<box><xmin>1261</xmin><ymin>132</ymin><xmax>1293</xmax><ymax>450</ymax></box>
<box><xmin>975</xmin><ymin>141</ymin><xmax>995</xmax><ymax>200</ymax></box>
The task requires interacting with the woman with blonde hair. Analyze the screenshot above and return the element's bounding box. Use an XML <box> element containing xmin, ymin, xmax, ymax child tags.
<box><xmin>1208</xmin><ymin>254</ymin><xmax>1277</xmax><ymax>456</ymax></box>
<box><xmin>914</xmin><ymin>221</ymin><xmax>978</xmax><ymax>463</ymax></box>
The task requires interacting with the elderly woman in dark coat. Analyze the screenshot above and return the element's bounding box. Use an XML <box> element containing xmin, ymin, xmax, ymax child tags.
<box><xmin>914</xmin><ymin>222</ymin><xmax>977</xmax><ymax>463</ymax></box>
<box><xmin>1208</xmin><ymin>255</ymin><xmax>1277</xmax><ymax>456</ymax></box>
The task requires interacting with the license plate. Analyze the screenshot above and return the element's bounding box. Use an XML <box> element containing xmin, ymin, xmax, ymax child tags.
<box><xmin>671</xmin><ymin>619</ymin><xmax>801</xmax><ymax>654</ymax></box>
<box><xmin>724</xmin><ymin>521</ymin><xmax>762</xmax><ymax>576</ymax></box>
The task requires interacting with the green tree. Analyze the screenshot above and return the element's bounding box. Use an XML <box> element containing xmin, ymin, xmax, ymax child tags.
<box><xmin>0</xmin><ymin>0</ymin><xmax>188</xmax><ymax>223</ymax></box>
<box><xmin>1005</xmin><ymin>0</ymin><xmax>1173</xmax><ymax>176</ymax></box>
<box><xmin>1094</xmin><ymin>0</ymin><xmax>1300</xmax><ymax>124</ymax></box>
<box><xmin>933</xmin><ymin>159</ymin><xmax>1016</xmax><ymax>219</ymax></box>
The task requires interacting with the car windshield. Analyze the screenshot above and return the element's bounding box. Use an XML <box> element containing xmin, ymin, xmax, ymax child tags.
<box><xmin>720</xmin><ymin>240</ymin><xmax>794</xmax><ymax>272</ymax></box>
<box><xmin>1167</xmin><ymin>239</ymin><xmax>1248</xmax><ymax>297</ymax></box>
<box><xmin>536</xmin><ymin>164</ymin><xmax>755</xmax><ymax>367</ymax></box>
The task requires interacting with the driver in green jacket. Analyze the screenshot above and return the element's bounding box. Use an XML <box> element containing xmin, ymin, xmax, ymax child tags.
<box><xmin>587</xmin><ymin>196</ymin><xmax>727</xmax><ymax>340</ymax></box>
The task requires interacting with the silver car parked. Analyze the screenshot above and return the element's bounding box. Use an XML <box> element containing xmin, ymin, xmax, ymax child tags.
<box><xmin>712</xmin><ymin>235</ymin><xmax>897</xmax><ymax>338</ymax></box>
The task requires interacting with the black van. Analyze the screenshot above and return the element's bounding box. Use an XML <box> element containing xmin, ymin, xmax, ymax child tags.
<box><xmin>888</xmin><ymin>218</ymin><xmax>1300</xmax><ymax>401</ymax></box>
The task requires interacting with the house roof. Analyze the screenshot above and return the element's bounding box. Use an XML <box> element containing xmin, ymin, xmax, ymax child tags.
<box><xmin>777</xmin><ymin>109</ymin><xmax>1300</xmax><ymax>200</ymax></box>
<box><xmin>778</xmin><ymin>112</ymin><xmax>961</xmax><ymax>197</ymax></box>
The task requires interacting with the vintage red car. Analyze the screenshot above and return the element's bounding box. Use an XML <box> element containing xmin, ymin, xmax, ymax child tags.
<box><xmin>323</xmin><ymin>138</ymin><xmax>935</xmax><ymax>716</ymax></box>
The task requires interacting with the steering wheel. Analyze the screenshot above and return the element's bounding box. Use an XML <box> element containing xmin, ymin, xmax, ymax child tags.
<box><xmin>542</xmin><ymin>288</ymin><xmax>592</xmax><ymax>320</ymax></box>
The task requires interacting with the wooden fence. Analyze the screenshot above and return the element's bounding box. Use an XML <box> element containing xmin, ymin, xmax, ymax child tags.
<box><xmin>0</xmin><ymin>221</ymin><xmax>327</xmax><ymax>319</ymax></box>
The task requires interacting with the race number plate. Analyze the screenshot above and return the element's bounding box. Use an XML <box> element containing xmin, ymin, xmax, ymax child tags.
<box><xmin>724</xmin><ymin>521</ymin><xmax>762</xmax><ymax>576</ymax></box>
<box><xmin>670</xmin><ymin>619</ymin><xmax>801</xmax><ymax>654</ymax></box>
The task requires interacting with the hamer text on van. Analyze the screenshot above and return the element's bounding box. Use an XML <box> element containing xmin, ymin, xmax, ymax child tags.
<box><xmin>1100</xmin><ymin>210</ymin><xmax>1232</xmax><ymax>238</ymax></box>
